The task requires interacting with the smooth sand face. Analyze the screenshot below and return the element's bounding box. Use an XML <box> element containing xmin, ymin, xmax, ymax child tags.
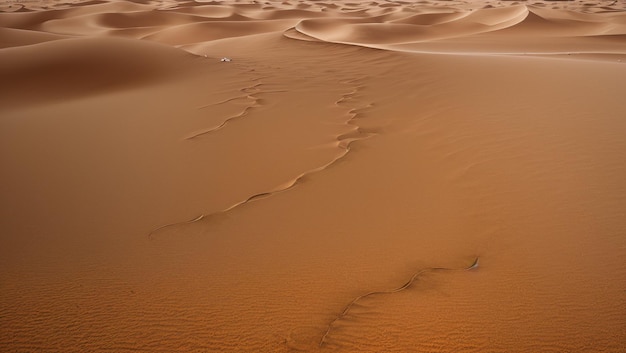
<box><xmin>2</xmin><ymin>0</ymin><xmax>626</xmax><ymax>352</ymax></box>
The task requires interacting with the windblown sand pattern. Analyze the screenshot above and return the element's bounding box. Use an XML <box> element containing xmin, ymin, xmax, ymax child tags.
<box><xmin>319</xmin><ymin>257</ymin><xmax>480</xmax><ymax>347</ymax></box>
<box><xmin>1</xmin><ymin>0</ymin><xmax>626</xmax><ymax>352</ymax></box>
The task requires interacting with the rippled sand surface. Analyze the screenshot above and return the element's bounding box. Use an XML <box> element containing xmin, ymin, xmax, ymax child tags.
<box><xmin>2</xmin><ymin>0</ymin><xmax>626</xmax><ymax>352</ymax></box>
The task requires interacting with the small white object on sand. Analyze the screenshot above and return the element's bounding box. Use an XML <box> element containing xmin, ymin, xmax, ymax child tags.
<box><xmin>221</xmin><ymin>57</ymin><xmax>232</xmax><ymax>62</ymax></box>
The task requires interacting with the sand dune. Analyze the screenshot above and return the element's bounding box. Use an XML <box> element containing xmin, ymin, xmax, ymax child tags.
<box><xmin>1</xmin><ymin>0</ymin><xmax>626</xmax><ymax>352</ymax></box>
<box><xmin>0</xmin><ymin>36</ymin><xmax>198</xmax><ymax>108</ymax></box>
<box><xmin>0</xmin><ymin>26</ymin><xmax>70</xmax><ymax>47</ymax></box>
<box><xmin>144</xmin><ymin>19</ymin><xmax>299</xmax><ymax>45</ymax></box>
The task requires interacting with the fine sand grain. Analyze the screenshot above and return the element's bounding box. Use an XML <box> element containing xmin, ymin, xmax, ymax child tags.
<box><xmin>1</xmin><ymin>0</ymin><xmax>626</xmax><ymax>352</ymax></box>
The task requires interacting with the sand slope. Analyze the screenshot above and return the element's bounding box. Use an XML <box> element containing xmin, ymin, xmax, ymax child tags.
<box><xmin>1</xmin><ymin>0</ymin><xmax>626</xmax><ymax>352</ymax></box>
<box><xmin>0</xmin><ymin>36</ymin><xmax>199</xmax><ymax>108</ymax></box>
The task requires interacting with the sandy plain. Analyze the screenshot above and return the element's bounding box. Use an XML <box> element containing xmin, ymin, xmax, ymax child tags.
<box><xmin>1</xmin><ymin>0</ymin><xmax>626</xmax><ymax>352</ymax></box>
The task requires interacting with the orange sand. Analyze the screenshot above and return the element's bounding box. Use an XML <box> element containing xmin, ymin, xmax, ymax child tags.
<box><xmin>1</xmin><ymin>0</ymin><xmax>626</xmax><ymax>352</ymax></box>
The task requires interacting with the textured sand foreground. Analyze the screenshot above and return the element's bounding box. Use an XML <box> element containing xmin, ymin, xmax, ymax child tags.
<box><xmin>1</xmin><ymin>0</ymin><xmax>626</xmax><ymax>352</ymax></box>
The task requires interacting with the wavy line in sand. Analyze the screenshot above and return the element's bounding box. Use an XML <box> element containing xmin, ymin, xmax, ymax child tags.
<box><xmin>148</xmin><ymin>214</ymin><xmax>205</xmax><ymax>239</ymax></box>
<box><xmin>188</xmin><ymin>78</ymin><xmax>288</xmax><ymax>139</ymax></box>
<box><xmin>149</xmin><ymin>78</ymin><xmax>376</xmax><ymax>238</ymax></box>
<box><xmin>319</xmin><ymin>257</ymin><xmax>480</xmax><ymax>347</ymax></box>
<box><xmin>187</xmin><ymin>77</ymin><xmax>266</xmax><ymax>139</ymax></box>
<box><xmin>195</xmin><ymin>88</ymin><xmax>288</xmax><ymax>109</ymax></box>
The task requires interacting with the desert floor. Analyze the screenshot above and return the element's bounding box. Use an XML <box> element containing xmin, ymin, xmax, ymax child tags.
<box><xmin>1</xmin><ymin>0</ymin><xmax>626</xmax><ymax>352</ymax></box>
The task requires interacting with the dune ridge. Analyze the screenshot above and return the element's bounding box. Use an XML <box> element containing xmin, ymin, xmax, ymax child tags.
<box><xmin>0</xmin><ymin>36</ymin><xmax>198</xmax><ymax>109</ymax></box>
<box><xmin>2</xmin><ymin>0</ymin><xmax>626</xmax><ymax>57</ymax></box>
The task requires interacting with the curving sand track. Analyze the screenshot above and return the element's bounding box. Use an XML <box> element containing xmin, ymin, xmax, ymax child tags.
<box><xmin>2</xmin><ymin>0</ymin><xmax>626</xmax><ymax>352</ymax></box>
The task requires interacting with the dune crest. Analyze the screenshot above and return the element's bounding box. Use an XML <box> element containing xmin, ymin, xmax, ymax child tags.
<box><xmin>0</xmin><ymin>36</ymin><xmax>198</xmax><ymax>109</ymax></box>
<box><xmin>2</xmin><ymin>0</ymin><xmax>625</xmax><ymax>57</ymax></box>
